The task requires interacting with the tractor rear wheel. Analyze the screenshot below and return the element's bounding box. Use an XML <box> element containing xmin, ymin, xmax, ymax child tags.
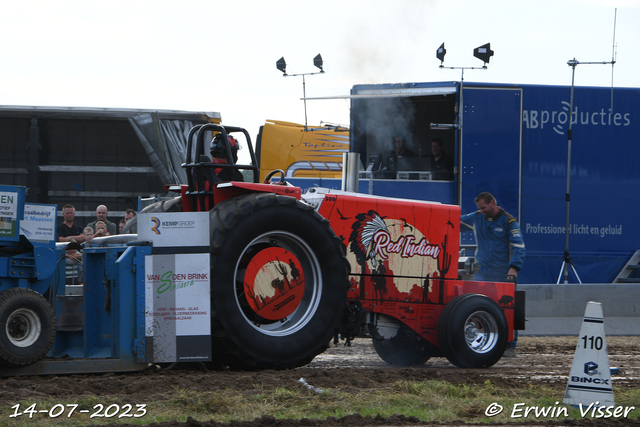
<box><xmin>0</xmin><ymin>288</ymin><xmax>56</xmax><ymax>367</ymax></box>
<box><xmin>437</xmin><ymin>294</ymin><xmax>507</xmax><ymax>368</ymax></box>
<box><xmin>209</xmin><ymin>193</ymin><xmax>349</xmax><ymax>369</ymax></box>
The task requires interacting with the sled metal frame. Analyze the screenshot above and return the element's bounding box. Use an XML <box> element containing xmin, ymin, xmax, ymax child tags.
<box><xmin>0</xmin><ymin>245</ymin><xmax>151</xmax><ymax>377</ymax></box>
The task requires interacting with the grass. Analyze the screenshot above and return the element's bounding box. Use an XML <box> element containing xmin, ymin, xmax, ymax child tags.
<box><xmin>1</xmin><ymin>380</ymin><xmax>638</xmax><ymax>427</ymax></box>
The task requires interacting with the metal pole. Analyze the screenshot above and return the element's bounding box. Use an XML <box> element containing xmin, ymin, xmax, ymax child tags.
<box><xmin>564</xmin><ymin>61</ymin><xmax>576</xmax><ymax>283</ymax></box>
<box><xmin>341</xmin><ymin>152</ymin><xmax>360</xmax><ymax>193</ymax></box>
<box><xmin>302</xmin><ymin>74</ymin><xmax>308</xmax><ymax>131</ymax></box>
<box><xmin>457</xmin><ymin>69</ymin><xmax>465</xmax><ymax>208</ymax></box>
<box><xmin>558</xmin><ymin>59</ymin><xmax>581</xmax><ymax>285</ymax></box>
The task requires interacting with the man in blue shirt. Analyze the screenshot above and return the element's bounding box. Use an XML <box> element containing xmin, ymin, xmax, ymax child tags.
<box><xmin>461</xmin><ymin>192</ymin><xmax>525</xmax><ymax>356</ymax></box>
<box><xmin>461</xmin><ymin>192</ymin><xmax>525</xmax><ymax>281</ymax></box>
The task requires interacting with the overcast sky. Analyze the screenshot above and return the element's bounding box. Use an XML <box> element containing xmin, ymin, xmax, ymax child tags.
<box><xmin>1</xmin><ymin>0</ymin><xmax>638</xmax><ymax>147</ymax></box>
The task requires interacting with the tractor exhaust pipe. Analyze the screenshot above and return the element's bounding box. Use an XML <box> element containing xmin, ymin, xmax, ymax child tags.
<box><xmin>341</xmin><ymin>152</ymin><xmax>360</xmax><ymax>193</ymax></box>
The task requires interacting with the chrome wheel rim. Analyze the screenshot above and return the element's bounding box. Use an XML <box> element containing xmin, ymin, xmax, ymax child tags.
<box><xmin>463</xmin><ymin>310</ymin><xmax>498</xmax><ymax>354</ymax></box>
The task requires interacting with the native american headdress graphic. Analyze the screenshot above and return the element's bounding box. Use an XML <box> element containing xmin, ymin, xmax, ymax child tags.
<box><xmin>349</xmin><ymin>210</ymin><xmax>388</xmax><ymax>268</ymax></box>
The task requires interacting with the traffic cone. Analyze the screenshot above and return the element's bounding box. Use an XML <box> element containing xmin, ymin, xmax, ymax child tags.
<box><xmin>563</xmin><ymin>301</ymin><xmax>614</xmax><ymax>407</ymax></box>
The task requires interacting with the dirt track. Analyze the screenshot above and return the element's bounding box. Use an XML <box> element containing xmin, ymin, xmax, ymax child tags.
<box><xmin>1</xmin><ymin>336</ymin><xmax>638</xmax><ymax>426</ymax></box>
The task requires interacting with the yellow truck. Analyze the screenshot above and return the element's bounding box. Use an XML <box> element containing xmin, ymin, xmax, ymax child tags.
<box><xmin>256</xmin><ymin>120</ymin><xmax>349</xmax><ymax>182</ymax></box>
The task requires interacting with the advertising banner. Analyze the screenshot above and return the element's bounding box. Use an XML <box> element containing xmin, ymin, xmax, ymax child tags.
<box><xmin>145</xmin><ymin>253</ymin><xmax>211</xmax><ymax>363</ymax></box>
<box><xmin>20</xmin><ymin>203</ymin><xmax>57</xmax><ymax>243</ymax></box>
<box><xmin>138</xmin><ymin>212</ymin><xmax>209</xmax><ymax>250</ymax></box>
<box><xmin>0</xmin><ymin>187</ymin><xmax>21</xmax><ymax>239</ymax></box>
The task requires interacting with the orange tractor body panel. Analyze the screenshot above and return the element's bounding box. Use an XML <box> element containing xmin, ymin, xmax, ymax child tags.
<box><xmin>316</xmin><ymin>192</ymin><xmax>517</xmax><ymax>346</ymax></box>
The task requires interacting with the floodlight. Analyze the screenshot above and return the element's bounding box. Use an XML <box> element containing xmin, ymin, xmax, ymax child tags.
<box><xmin>313</xmin><ymin>54</ymin><xmax>324</xmax><ymax>72</ymax></box>
<box><xmin>436</xmin><ymin>43</ymin><xmax>446</xmax><ymax>63</ymax></box>
<box><xmin>473</xmin><ymin>43</ymin><xmax>494</xmax><ymax>65</ymax></box>
<box><xmin>276</xmin><ymin>57</ymin><xmax>287</xmax><ymax>75</ymax></box>
<box><xmin>273</xmin><ymin>53</ymin><xmax>326</xmax><ymax>131</ymax></box>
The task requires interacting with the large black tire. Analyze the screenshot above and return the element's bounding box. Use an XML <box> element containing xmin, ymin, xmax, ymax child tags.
<box><xmin>437</xmin><ymin>294</ymin><xmax>508</xmax><ymax>368</ymax></box>
<box><xmin>371</xmin><ymin>317</ymin><xmax>436</xmax><ymax>366</ymax></box>
<box><xmin>0</xmin><ymin>288</ymin><xmax>56</xmax><ymax>367</ymax></box>
<box><xmin>209</xmin><ymin>193</ymin><xmax>349</xmax><ymax>369</ymax></box>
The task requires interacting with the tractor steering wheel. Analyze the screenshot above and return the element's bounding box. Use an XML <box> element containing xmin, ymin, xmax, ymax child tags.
<box><xmin>263</xmin><ymin>169</ymin><xmax>286</xmax><ymax>185</ymax></box>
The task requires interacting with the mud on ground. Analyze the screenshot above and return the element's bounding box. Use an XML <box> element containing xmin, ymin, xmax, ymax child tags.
<box><xmin>1</xmin><ymin>336</ymin><xmax>638</xmax><ymax>427</ymax></box>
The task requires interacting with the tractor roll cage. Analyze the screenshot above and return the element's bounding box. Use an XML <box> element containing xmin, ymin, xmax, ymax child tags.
<box><xmin>182</xmin><ymin>124</ymin><xmax>259</xmax><ymax>210</ymax></box>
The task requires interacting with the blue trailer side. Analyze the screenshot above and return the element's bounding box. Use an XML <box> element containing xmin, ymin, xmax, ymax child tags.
<box><xmin>285</xmin><ymin>81</ymin><xmax>640</xmax><ymax>284</ymax></box>
<box><xmin>518</xmin><ymin>84</ymin><xmax>639</xmax><ymax>284</ymax></box>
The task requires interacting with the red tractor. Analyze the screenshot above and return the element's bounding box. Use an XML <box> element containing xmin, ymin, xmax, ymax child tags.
<box><xmin>139</xmin><ymin>124</ymin><xmax>524</xmax><ymax>370</ymax></box>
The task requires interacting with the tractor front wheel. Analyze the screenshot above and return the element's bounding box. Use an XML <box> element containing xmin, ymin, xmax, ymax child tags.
<box><xmin>437</xmin><ymin>294</ymin><xmax>507</xmax><ymax>368</ymax></box>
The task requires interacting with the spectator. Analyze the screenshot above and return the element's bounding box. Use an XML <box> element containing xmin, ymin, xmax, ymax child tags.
<box><xmin>69</xmin><ymin>226</ymin><xmax>95</xmax><ymax>286</ymax></box>
<box><xmin>87</xmin><ymin>205</ymin><xmax>117</xmax><ymax>236</ymax></box>
<box><xmin>390</xmin><ymin>136</ymin><xmax>416</xmax><ymax>157</ymax></box>
<box><xmin>94</xmin><ymin>221</ymin><xmax>110</xmax><ymax>237</ymax></box>
<box><xmin>57</xmin><ymin>204</ymin><xmax>85</xmax><ymax>243</ymax></box>
<box><xmin>430</xmin><ymin>138</ymin><xmax>454</xmax><ymax>180</ymax></box>
<box><xmin>83</xmin><ymin>226</ymin><xmax>95</xmax><ymax>247</ymax></box>
<box><xmin>118</xmin><ymin>219</ymin><xmax>126</xmax><ymax>234</ymax></box>
<box><xmin>124</xmin><ymin>208</ymin><xmax>136</xmax><ymax>224</ymax></box>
